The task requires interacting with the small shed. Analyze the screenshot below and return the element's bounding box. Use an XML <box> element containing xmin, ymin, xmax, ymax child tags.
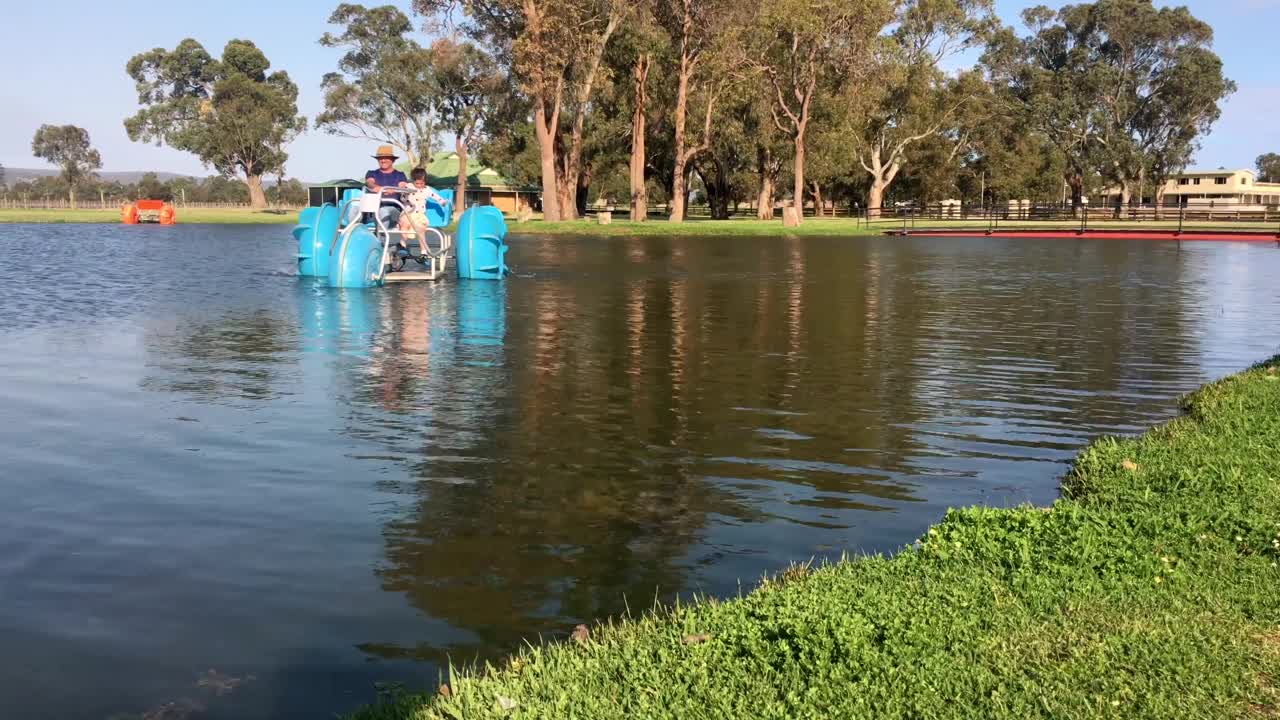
<box><xmin>422</xmin><ymin>152</ymin><xmax>540</xmax><ymax>215</ymax></box>
<box><xmin>308</xmin><ymin>179</ymin><xmax>364</xmax><ymax>208</ymax></box>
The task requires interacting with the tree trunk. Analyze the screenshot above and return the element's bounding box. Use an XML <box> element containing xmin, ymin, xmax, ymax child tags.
<box><xmin>1068</xmin><ymin>172</ymin><xmax>1084</xmax><ymax>217</ymax></box>
<box><xmin>1154</xmin><ymin>184</ymin><xmax>1167</xmax><ymax>220</ymax></box>
<box><xmin>576</xmin><ymin>162</ymin><xmax>591</xmax><ymax>218</ymax></box>
<box><xmin>557</xmin><ymin>14</ymin><xmax>619</xmax><ymax>223</ymax></box>
<box><xmin>696</xmin><ymin>159</ymin><xmax>730</xmax><ymax>220</ymax></box>
<box><xmin>864</xmin><ymin>147</ymin><xmax>901</xmax><ymax>220</ymax></box>
<box><xmin>792</xmin><ymin>130</ymin><xmax>806</xmax><ymax>226</ymax></box>
<box><xmin>1117</xmin><ymin>182</ymin><xmax>1130</xmax><ymax>218</ymax></box>
<box><xmin>454</xmin><ymin>134</ymin><xmax>468</xmax><ymax>223</ymax></box>
<box><xmin>68</xmin><ymin>185</ymin><xmax>76</xmax><ymax>210</ymax></box>
<box><xmin>556</xmin><ymin>155</ymin><xmax>577</xmax><ymax>221</ymax></box>
<box><xmin>534</xmin><ymin>99</ymin><xmax>561</xmax><ymax>221</ymax></box>
<box><xmin>712</xmin><ymin>159</ymin><xmax>729</xmax><ymax>220</ymax></box>
<box><xmin>669</xmin><ymin>61</ymin><xmax>691</xmax><ymax>223</ymax></box>
<box><xmin>810</xmin><ymin>181</ymin><xmax>822</xmax><ymax>218</ymax></box>
<box><xmin>630</xmin><ymin>54</ymin><xmax>650</xmax><ymax>222</ymax></box>
<box><xmin>867</xmin><ymin>181</ymin><xmax>887</xmax><ymax>219</ymax></box>
<box><xmin>245</xmin><ymin>173</ymin><xmax>267</xmax><ymax>210</ymax></box>
<box><xmin>757</xmin><ymin>147</ymin><xmax>775</xmax><ymax>220</ymax></box>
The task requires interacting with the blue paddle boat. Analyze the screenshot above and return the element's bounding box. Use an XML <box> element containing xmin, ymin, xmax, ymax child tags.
<box><xmin>293</xmin><ymin>182</ymin><xmax>510</xmax><ymax>288</ymax></box>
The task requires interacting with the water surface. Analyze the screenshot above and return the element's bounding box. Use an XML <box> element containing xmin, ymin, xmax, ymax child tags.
<box><xmin>1</xmin><ymin>225</ymin><xmax>1277</xmax><ymax>719</ymax></box>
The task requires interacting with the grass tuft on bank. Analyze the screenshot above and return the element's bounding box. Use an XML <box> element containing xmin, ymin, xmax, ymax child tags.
<box><xmin>353</xmin><ymin>356</ymin><xmax>1280</xmax><ymax>720</ymax></box>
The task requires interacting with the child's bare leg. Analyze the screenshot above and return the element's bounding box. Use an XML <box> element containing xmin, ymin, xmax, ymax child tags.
<box><xmin>397</xmin><ymin>216</ymin><xmax>414</xmax><ymax>250</ymax></box>
<box><xmin>411</xmin><ymin>217</ymin><xmax>430</xmax><ymax>255</ymax></box>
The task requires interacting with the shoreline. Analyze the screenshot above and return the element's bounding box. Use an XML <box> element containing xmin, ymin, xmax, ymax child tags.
<box><xmin>351</xmin><ymin>355</ymin><xmax>1280</xmax><ymax>719</ymax></box>
<box><xmin>0</xmin><ymin>208</ymin><xmax>297</xmax><ymax>224</ymax></box>
<box><xmin>7</xmin><ymin>208</ymin><xmax>1279</xmax><ymax>239</ymax></box>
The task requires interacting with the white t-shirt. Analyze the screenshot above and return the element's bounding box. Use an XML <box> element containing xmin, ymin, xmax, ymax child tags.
<box><xmin>406</xmin><ymin>187</ymin><xmax>447</xmax><ymax>217</ymax></box>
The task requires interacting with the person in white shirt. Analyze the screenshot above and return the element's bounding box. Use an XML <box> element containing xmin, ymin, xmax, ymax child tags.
<box><xmin>398</xmin><ymin>168</ymin><xmax>448</xmax><ymax>257</ymax></box>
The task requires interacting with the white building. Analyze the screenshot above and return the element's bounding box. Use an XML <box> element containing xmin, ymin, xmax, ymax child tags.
<box><xmin>1106</xmin><ymin>169</ymin><xmax>1280</xmax><ymax>208</ymax></box>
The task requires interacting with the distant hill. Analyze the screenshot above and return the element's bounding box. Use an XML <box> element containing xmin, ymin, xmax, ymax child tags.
<box><xmin>3</xmin><ymin>167</ymin><xmax>198</xmax><ymax>184</ymax></box>
<box><xmin>1</xmin><ymin>168</ymin><xmax>312</xmax><ymax>186</ymax></box>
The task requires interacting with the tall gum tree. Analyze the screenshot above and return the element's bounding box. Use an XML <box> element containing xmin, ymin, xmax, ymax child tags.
<box><xmin>656</xmin><ymin>0</ymin><xmax>741</xmax><ymax>222</ymax></box>
<box><xmin>857</xmin><ymin>0</ymin><xmax>996</xmax><ymax>216</ymax></box>
<box><xmin>30</xmin><ymin>124</ymin><xmax>101</xmax><ymax>208</ymax></box>
<box><xmin>414</xmin><ymin>0</ymin><xmax>626</xmax><ymax>221</ymax></box>
<box><xmin>125</xmin><ymin>39</ymin><xmax>305</xmax><ymax>210</ymax></box>
<box><xmin>317</xmin><ymin>4</ymin><xmax>441</xmax><ymax>169</ymax></box>
<box><xmin>985</xmin><ymin>0</ymin><xmax>1230</xmax><ymax>216</ymax></box>
<box><xmin>1087</xmin><ymin>0</ymin><xmax>1232</xmax><ymax>210</ymax></box>
<box><xmin>1136</xmin><ymin>45</ymin><xmax>1232</xmax><ymax>216</ymax></box>
<box><xmin>747</xmin><ymin>0</ymin><xmax>893</xmax><ymax>225</ymax></box>
<box><xmin>613</xmin><ymin>2</ymin><xmax>663</xmax><ymax>222</ymax></box>
<box><xmin>859</xmin><ymin>67</ymin><xmax>988</xmax><ymax>214</ymax></box>
<box><xmin>431</xmin><ymin>38</ymin><xmax>504</xmax><ymax>221</ymax></box>
<box><xmin>1258</xmin><ymin>153</ymin><xmax>1280</xmax><ymax>183</ymax></box>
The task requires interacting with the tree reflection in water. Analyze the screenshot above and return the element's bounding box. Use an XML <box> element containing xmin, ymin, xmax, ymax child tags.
<box><xmin>133</xmin><ymin>234</ymin><xmax>1209</xmax><ymax>670</ymax></box>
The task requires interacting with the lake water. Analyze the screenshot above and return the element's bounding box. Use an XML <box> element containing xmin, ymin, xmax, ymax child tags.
<box><xmin>1</xmin><ymin>224</ymin><xmax>1277</xmax><ymax>719</ymax></box>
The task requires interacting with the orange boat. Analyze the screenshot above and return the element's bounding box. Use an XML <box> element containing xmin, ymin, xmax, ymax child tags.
<box><xmin>122</xmin><ymin>200</ymin><xmax>176</xmax><ymax>225</ymax></box>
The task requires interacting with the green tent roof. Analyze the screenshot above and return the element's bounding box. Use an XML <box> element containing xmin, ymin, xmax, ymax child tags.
<box><xmin>398</xmin><ymin>152</ymin><xmax>538</xmax><ymax>192</ymax></box>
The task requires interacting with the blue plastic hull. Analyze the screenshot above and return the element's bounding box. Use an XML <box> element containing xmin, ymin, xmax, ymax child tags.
<box><xmin>293</xmin><ymin>189</ymin><xmax>508</xmax><ymax>288</ymax></box>
<box><xmin>455</xmin><ymin>207</ymin><xmax>509</xmax><ymax>280</ymax></box>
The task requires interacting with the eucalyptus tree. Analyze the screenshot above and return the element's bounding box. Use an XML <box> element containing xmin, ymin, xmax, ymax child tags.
<box><xmin>317</xmin><ymin>4</ymin><xmax>441</xmax><ymax>169</ymax></box>
<box><xmin>1090</xmin><ymin>0</ymin><xmax>1232</xmax><ymax>208</ymax></box>
<box><xmin>606</xmin><ymin>2</ymin><xmax>664</xmax><ymax>221</ymax></box>
<box><xmin>1136</xmin><ymin>44</ymin><xmax>1233</xmax><ymax>214</ymax></box>
<box><xmin>960</xmin><ymin>97</ymin><xmax>1067</xmax><ymax>206</ymax></box>
<box><xmin>746</xmin><ymin>0</ymin><xmax>894</xmax><ymax>225</ymax></box>
<box><xmin>856</xmin><ymin>0</ymin><xmax>996</xmax><ymax>215</ymax></box>
<box><xmin>986</xmin><ymin>0</ymin><xmax>1230</xmax><ymax>214</ymax></box>
<box><xmin>1259</xmin><ymin>153</ymin><xmax>1280</xmax><ymax>184</ymax></box>
<box><xmin>125</xmin><ymin>39</ymin><xmax>305</xmax><ymax>209</ymax></box>
<box><xmin>655</xmin><ymin>0</ymin><xmax>744</xmax><ymax>222</ymax></box>
<box><xmin>431</xmin><ymin>38</ymin><xmax>505</xmax><ymax>220</ymax></box>
<box><xmin>983</xmin><ymin>9</ymin><xmax>1103</xmax><ymax>213</ymax></box>
<box><xmin>414</xmin><ymin>0</ymin><xmax>628</xmax><ymax>220</ymax></box>
<box><xmin>30</xmin><ymin>124</ymin><xmax>101</xmax><ymax>208</ymax></box>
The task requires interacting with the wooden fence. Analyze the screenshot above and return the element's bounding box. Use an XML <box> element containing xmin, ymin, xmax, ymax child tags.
<box><xmin>588</xmin><ymin>201</ymin><xmax>1280</xmax><ymax>225</ymax></box>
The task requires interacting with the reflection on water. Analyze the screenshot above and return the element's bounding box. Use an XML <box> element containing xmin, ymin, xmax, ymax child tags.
<box><xmin>0</xmin><ymin>225</ymin><xmax>1277</xmax><ymax>719</ymax></box>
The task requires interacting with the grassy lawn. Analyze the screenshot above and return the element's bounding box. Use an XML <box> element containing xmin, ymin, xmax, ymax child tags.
<box><xmin>0</xmin><ymin>207</ymin><xmax>299</xmax><ymax>224</ymax></box>
<box><xmin>353</xmin><ymin>356</ymin><xmax>1280</xmax><ymax>719</ymax></box>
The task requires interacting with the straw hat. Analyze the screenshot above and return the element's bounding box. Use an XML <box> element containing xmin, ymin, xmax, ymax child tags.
<box><xmin>371</xmin><ymin>145</ymin><xmax>399</xmax><ymax>160</ymax></box>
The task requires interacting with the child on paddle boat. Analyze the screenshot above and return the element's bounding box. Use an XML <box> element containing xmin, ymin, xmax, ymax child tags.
<box><xmin>398</xmin><ymin>168</ymin><xmax>448</xmax><ymax>258</ymax></box>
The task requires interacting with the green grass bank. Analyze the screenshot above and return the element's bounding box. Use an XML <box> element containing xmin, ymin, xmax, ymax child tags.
<box><xmin>0</xmin><ymin>207</ymin><xmax>298</xmax><ymax>224</ymax></box>
<box><xmin>5</xmin><ymin>208</ymin><xmax>1275</xmax><ymax>238</ymax></box>
<box><xmin>354</xmin><ymin>356</ymin><xmax>1280</xmax><ymax>720</ymax></box>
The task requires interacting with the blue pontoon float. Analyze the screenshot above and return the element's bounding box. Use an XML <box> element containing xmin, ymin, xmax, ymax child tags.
<box><xmin>293</xmin><ymin>182</ymin><xmax>509</xmax><ymax>288</ymax></box>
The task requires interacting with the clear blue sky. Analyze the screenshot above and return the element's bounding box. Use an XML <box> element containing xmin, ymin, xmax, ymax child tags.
<box><xmin>2</xmin><ymin>0</ymin><xmax>1276</xmax><ymax>182</ymax></box>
